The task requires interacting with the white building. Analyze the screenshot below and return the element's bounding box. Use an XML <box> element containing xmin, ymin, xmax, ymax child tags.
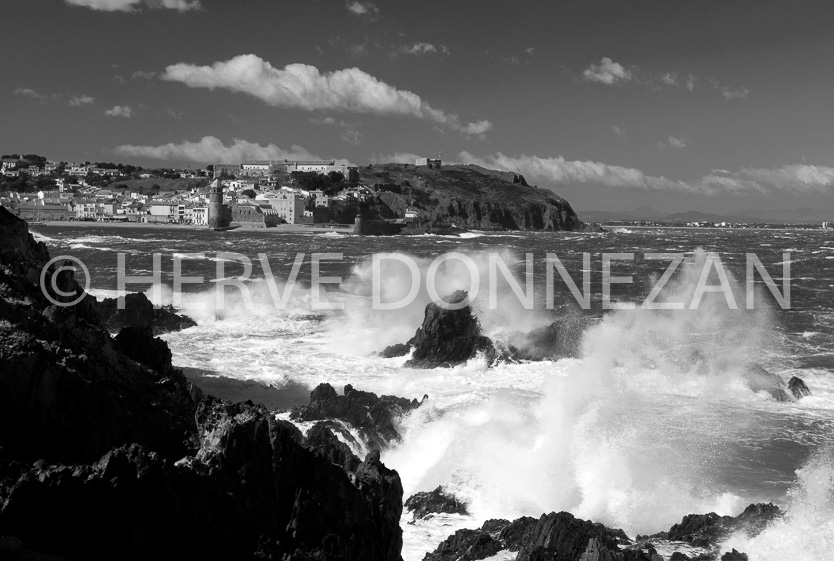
<box><xmin>267</xmin><ymin>192</ymin><xmax>308</xmax><ymax>225</ymax></box>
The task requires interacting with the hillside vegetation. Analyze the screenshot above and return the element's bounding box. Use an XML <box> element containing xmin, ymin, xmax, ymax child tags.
<box><xmin>358</xmin><ymin>163</ymin><xmax>582</xmax><ymax>232</ymax></box>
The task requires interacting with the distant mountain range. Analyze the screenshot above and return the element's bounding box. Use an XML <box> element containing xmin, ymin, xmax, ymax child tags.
<box><xmin>580</xmin><ymin>205</ymin><xmax>834</xmax><ymax>225</ymax></box>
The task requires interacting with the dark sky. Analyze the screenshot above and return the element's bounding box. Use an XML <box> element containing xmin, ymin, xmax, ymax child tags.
<box><xmin>3</xmin><ymin>0</ymin><xmax>834</xmax><ymax>214</ymax></box>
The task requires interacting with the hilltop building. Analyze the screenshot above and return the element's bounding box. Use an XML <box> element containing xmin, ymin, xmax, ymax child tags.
<box><xmin>415</xmin><ymin>157</ymin><xmax>442</xmax><ymax>168</ymax></box>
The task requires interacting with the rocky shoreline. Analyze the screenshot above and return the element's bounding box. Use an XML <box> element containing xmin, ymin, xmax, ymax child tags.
<box><xmin>0</xmin><ymin>207</ymin><xmax>406</xmax><ymax>560</ymax></box>
<box><xmin>0</xmin><ymin>207</ymin><xmax>795</xmax><ymax>560</ymax></box>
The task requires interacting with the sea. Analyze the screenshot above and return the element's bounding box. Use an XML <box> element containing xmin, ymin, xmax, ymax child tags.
<box><xmin>30</xmin><ymin>224</ymin><xmax>834</xmax><ymax>560</ymax></box>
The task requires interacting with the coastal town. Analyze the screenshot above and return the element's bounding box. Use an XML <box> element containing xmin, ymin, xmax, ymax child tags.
<box><xmin>0</xmin><ymin>153</ymin><xmax>426</xmax><ymax>229</ymax></box>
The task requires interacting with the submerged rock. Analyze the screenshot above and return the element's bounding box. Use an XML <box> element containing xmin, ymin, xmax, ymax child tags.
<box><xmin>787</xmin><ymin>376</ymin><xmax>812</xmax><ymax>399</ymax></box>
<box><xmin>720</xmin><ymin>549</ymin><xmax>749</xmax><ymax>561</ymax></box>
<box><xmin>502</xmin><ymin>313</ymin><xmax>587</xmax><ymax>361</ymax></box>
<box><xmin>742</xmin><ymin>363</ymin><xmax>791</xmax><ymax>401</ymax></box>
<box><xmin>98</xmin><ymin>291</ymin><xmax>196</xmax><ymax>335</ymax></box>
<box><xmin>405</xmin><ymin>486</ymin><xmax>468</xmax><ymax>519</ymax></box>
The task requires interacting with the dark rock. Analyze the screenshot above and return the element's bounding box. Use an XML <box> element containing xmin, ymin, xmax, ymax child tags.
<box><xmin>304</xmin><ymin>421</ymin><xmax>361</xmax><ymax>472</ymax></box>
<box><xmin>381</xmin><ymin>342</ymin><xmax>412</xmax><ymax>358</ymax></box>
<box><xmin>422</xmin><ymin>528</ymin><xmax>503</xmax><ymax>561</ymax></box>
<box><xmin>0</xmin><ymin>210</ymin><xmax>406</xmax><ymax>561</ymax></box>
<box><xmin>787</xmin><ymin>376</ymin><xmax>812</xmax><ymax>399</ymax></box>
<box><xmin>742</xmin><ymin>363</ymin><xmax>791</xmax><ymax>401</ymax></box>
<box><xmin>0</xmin><ymin>535</ymin><xmax>71</xmax><ymax>560</ymax></box>
<box><xmin>731</xmin><ymin>502</ymin><xmax>784</xmax><ymax>536</ymax></box>
<box><xmin>291</xmin><ymin>382</ymin><xmax>423</xmax><ymax>449</ymax></box>
<box><xmin>720</xmin><ymin>549</ymin><xmax>748</xmax><ymax>561</ymax></box>
<box><xmin>515</xmin><ymin>512</ymin><xmax>625</xmax><ymax>561</ymax></box>
<box><xmin>1</xmin><ymin>399</ymin><xmax>404</xmax><ymax>561</ymax></box>
<box><xmin>664</xmin><ymin>503</ymin><xmax>783</xmax><ymax>547</ymax></box>
<box><xmin>669</xmin><ymin>553</ymin><xmax>691</xmax><ymax>561</ymax></box>
<box><xmin>405</xmin><ymin>486</ymin><xmax>468</xmax><ymax>519</ymax></box>
<box><xmin>480</xmin><ymin>519</ymin><xmax>511</xmax><ymax>535</ymax></box>
<box><xmin>497</xmin><ymin>516</ymin><xmax>538</xmax><ymax>551</ymax></box>
<box><xmin>98</xmin><ymin>291</ymin><xmax>196</xmax><ymax>335</ymax></box>
<box><xmin>667</xmin><ymin>512</ymin><xmax>722</xmax><ymax>547</ymax></box>
<box><xmin>399</xmin><ymin>291</ymin><xmax>496</xmax><ymax>369</ymax></box>
<box><xmin>114</xmin><ymin>325</ymin><xmax>174</xmax><ymax>374</ymax></box>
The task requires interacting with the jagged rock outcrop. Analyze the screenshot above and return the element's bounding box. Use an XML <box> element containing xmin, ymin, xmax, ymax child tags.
<box><xmin>0</xmin><ymin>211</ymin><xmax>196</xmax><ymax>463</ymax></box>
<box><xmin>290</xmin><ymin>383</ymin><xmax>424</xmax><ymax>450</ymax></box>
<box><xmin>515</xmin><ymin>512</ymin><xmax>628</xmax><ymax>561</ymax></box>
<box><xmin>423</xmin><ymin>529</ymin><xmax>503</xmax><ymax>561</ymax></box>
<box><xmin>98</xmin><ymin>291</ymin><xmax>196</xmax><ymax>335</ymax></box>
<box><xmin>423</xmin><ymin>502</ymin><xmax>779</xmax><ymax>561</ymax></box>
<box><xmin>383</xmin><ymin>293</ymin><xmax>586</xmax><ymax>367</ymax></box>
<box><xmin>405</xmin><ymin>486</ymin><xmax>468</xmax><ymax>520</ymax></box>
<box><xmin>0</xmin><ymin>208</ymin><xmax>405</xmax><ymax>561</ymax></box>
<box><xmin>382</xmin><ymin>291</ymin><xmax>496</xmax><ymax>368</ymax></box>
<box><xmin>642</xmin><ymin>502</ymin><xmax>782</xmax><ymax>549</ymax></box>
<box><xmin>422</xmin><ymin>512</ymin><xmax>637</xmax><ymax>561</ymax></box>
<box><xmin>787</xmin><ymin>375</ymin><xmax>812</xmax><ymax>399</ymax></box>
<box><xmin>1</xmin><ymin>399</ymin><xmax>404</xmax><ymax>561</ymax></box>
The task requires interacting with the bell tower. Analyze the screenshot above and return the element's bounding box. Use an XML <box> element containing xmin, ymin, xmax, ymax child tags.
<box><xmin>207</xmin><ymin>167</ymin><xmax>224</xmax><ymax>230</ymax></box>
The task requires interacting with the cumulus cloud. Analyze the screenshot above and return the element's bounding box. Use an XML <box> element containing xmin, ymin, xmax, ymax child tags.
<box><xmin>399</xmin><ymin>42</ymin><xmax>444</xmax><ymax>56</ymax></box>
<box><xmin>582</xmin><ymin>60</ymin><xmax>747</xmax><ymax>100</ymax></box>
<box><xmin>114</xmin><ymin>136</ymin><xmax>321</xmax><ymax>163</ymax></box>
<box><xmin>15</xmin><ymin>88</ymin><xmax>95</xmax><ymax>106</ymax></box>
<box><xmin>132</xmin><ymin>70</ymin><xmax>157</xmax><ymax>80</ymax></box>
<box><xmin>720</xmin><ymin>85</ymin><xmax>750</xmax><ymax>101</ymax></box>
<box><xmin>458</xmin><ymin>151</ymin><xmax>697</xmax><ymax>193</ymax></box>
<box><xmin>161</xmin><ymin>54</ymin><xmax>490</xmax><ymax>134</ymax></box>
<box><xmin>611</xmin><ymin>125</ymin><xmax>628</xmax><ymax>140</ymax></box>
<box><xmin>736</xmin><ymin>164</ymin><xmax>834</xmax><ymax>193</ymax></box>
<box><xmin>458</xmin><ymin>151</ymin><xmax>834</xmax><ymax>196</ymax></box>
<box><xmin>582</xmin><ymin>57</ymin><xmax>634</xmax><ymax>85</ymax></box>
<box><xmin>65</xmin><ymin>0</ymin><xmax>201</xmax><ymax>12</ymax></box>
<box><xmin>345</xmin><ymin>0</ymin><xmax>378</xmax><ymax>17</ymax></box>
<box><xmin>105</xmin><ymin>105</ymin><xmax>133</xmax><ymax>117</ymax></box>
<box><xmin>659</xmin><ymin>72</ymin><xmax>678</xmax><ymax>87</ymax></box>
<box><xmin>667</xmin><ymin>136</ymin><xmax>687</xmax><ymax>149</ymax></box>
<box><xmin>69</xmin><ymin>94</ymin><xmax>95</xmax><ymax>106</ymax></box>
<box><xmin>13</xmin><ymin>87</ymin><xmax>53</xmax><ymax>101</ymax></box>
<box><xmin>461</xmin><ymin>119</ymin><xmax>494</xmax><ymax>137</ymax></box>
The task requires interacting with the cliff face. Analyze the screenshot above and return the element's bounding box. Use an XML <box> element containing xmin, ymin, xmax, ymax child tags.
<box><xmin>358</xmin><ymin>164</ymin><xmax>582</xmax><ymax>232</ymax></box>
<box><xmin>0</xmin><ymin>207</ymin><xmax>404</xmax><ymax>561</ymax></box>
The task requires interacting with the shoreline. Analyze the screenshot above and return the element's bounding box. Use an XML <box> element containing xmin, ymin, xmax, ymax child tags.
<box><xmin>32</xmin><ymin>220</ymin><xmax>356</xmax><ymax>233</ymax></box>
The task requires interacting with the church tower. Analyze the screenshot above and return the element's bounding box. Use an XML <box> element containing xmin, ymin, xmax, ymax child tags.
<box><xmin>207</xmin><ymin>169</ymin><xmax>224</xmax><ymax>230</ymax></box>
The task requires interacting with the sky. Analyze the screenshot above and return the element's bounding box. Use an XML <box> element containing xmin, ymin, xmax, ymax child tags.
<box><xmin>3</xmin><ymin>0</ymin><xmax>834</xmax><ymax>214</ymax></box>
